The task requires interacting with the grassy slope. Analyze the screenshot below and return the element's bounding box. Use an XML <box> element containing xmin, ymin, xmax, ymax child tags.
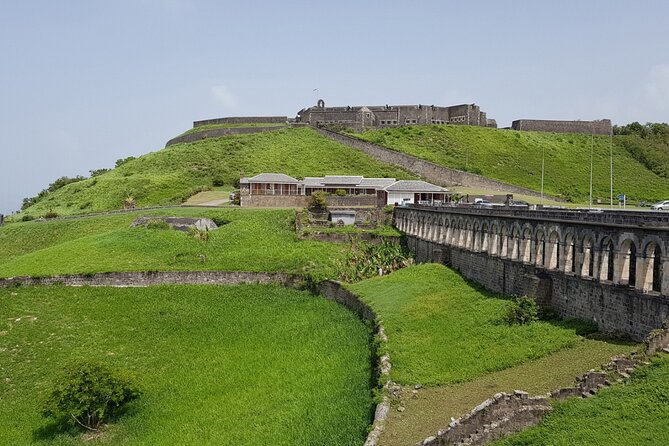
<box><xmin>0</xmin><ymin>285</ymin><xmax>373</xmax><ymax>446</ymax></box>
<box><xmin>19</xmin><ymin>127</ymin><xmax>414</xmax><ymax>218</ymax></box>
<box><xmin>348</xmin><ymin>264</ymin><xmax>598</xmax><ymax>386</ymax></box>
<box><xmin>0</xmin><ymin>208</ymin><xmax>343</xmax><ymax>279</ymax></box>
<box><xmin>353</xmin><ymin>125</ymin><xmax>669</xmax><ymax>203</ymax></box>
<box><xmin>495</xmin><ymin>354</ymin><xmax>669</xmax><ymax>446</ymax></box>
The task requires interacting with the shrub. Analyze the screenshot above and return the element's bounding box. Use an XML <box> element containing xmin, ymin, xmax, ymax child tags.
<box><xmin>212</xmin><ymin>178</ymin><xmax>225</xmax><ymax>187</ymax></box>
<box><xmin>335</xmin><ymin>189</ymin><xmax>347</xmax><ymax>197</ymax></box>
<box><xmin>21</xmin><ymin>214</ymin><xmax>35</xmax><ymax>222</ymax></box>
<box><xmin>41</xmin><ymin>361</ymin><xmax>141</xmax><ymax>432</ymax></box>
<box><xmin>43</xmin><ymin>210</ymin><xmax>59</xmax><ymax>219</ymax></box>
<box><xmin>308</xmin><ymin>191</ymin><xmax>328</xmax><ymax>212</ymax></box>
<box><xmin>504</xmin><ymin>296</ymin><xmax>539</xmax><ymax>325</ymax></box>
<box><xmin>189</xmin><ymin>227</ymin><xmax>210</xmax><ymax>242</ymax></box>
<box><xmin>336</xmin><ymin>239</ymin><xmax>414</xmax><ymax>282</ymax></box>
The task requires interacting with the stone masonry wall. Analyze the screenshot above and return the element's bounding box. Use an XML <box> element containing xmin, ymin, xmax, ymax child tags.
<box><xmin>511</xmin><ymin>119</ymin><xmax>612</xmax><ymax>135</ymax></box>
<box><xmin>313</xmin><ymin>127</ymin><xmax>555</xmax><ymax>201</ymax></box>
<box><xmin>193</xmin><ymin>116</ymin><xmax>287</xmax><ymax>127</ymax></box>
<box><xmin>240</xmin><ymin>194</ymin><xmax>308</xmax><ymax>208</ymax></box>
<box><xmin>407</xmin><ymin>236</ymin><xmax>669</xmax><ymax>341</ymax></box>
<box><xmin>0</xmin><ymin>271</ymin><xmax>297</xmax><ymax>288</ymax></box>
<box><xmin>165</xmin><ymin>125</ymin><xmax>286</xmax><ymax>147</ymax></box>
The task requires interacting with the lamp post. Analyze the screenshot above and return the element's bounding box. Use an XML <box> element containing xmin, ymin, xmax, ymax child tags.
<box><xmin>540</xmin><ymin>145</ymin><xmax>545</xmax><ymax>204</ymax></box>
<box><xmin>589</xmin><ymin>133</ymin><xmax>594</xmax><ymax>209</ymax></box>
<box><xmin>610</xmin><ymin>130</ymin><xmax>614</xmax><ymax>209</ymax></box>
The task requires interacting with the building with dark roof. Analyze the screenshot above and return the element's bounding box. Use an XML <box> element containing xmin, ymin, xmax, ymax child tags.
<box><xmin>296</xmin><ymin>100</ymin><xmax>496</xmax><ymax>132</ymax></box>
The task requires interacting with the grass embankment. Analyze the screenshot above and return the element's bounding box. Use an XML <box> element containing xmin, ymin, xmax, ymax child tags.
<box><xmin>0</xmin><ymin>208</ymin><xmax>343</xmax><ymax>279</ymax></box>
<box><xmin>0</xmin><ymin>285</ymin><xmax>373</xmax><ymax>445</ymax></box>
<box><xmin>20</xmin><ymin>127</ymin><xmax>414</xmax><ymax>218</ymax></box>
<box><xmin>348</xmin><ymin>264</ymin><xmax>636</xmax><ymax>446</ymax></box>
<box><xmin>495</xmin><ymin>354</ymin><xmax>669</xmax><ymax>446</ymax></box>
<box><xmin>353</xmin><ymin>125</ymin><xmax>669</xmax><ymax>203</ymax></box>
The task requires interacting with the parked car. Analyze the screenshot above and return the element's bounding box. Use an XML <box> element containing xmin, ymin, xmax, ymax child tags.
<box><xmin>651</xmin><ymin>200</ymin><xmax>669</xmax><ymax>211</ymax></box>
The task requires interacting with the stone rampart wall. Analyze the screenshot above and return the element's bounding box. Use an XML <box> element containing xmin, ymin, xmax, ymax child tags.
<box><xmin>326</xmin><ymin>195</ymin><xmax>378</xmax><ymax>207</ymax></box>
<box><xmin>313</xmin><ymin>127</ymin><xmax>554</xmax><ymax>200</ymax></box>
<box><xmin>165</xmin><ymin>126</ymin><xmax>286</xmax><ymax>147</ymax></box>
<box><xmin>0</xmin><ymin>270</ymin><xmax>297</xmax><ymax>288</ymax></box>
<box><xmin>240</xmin><ymin>194</ymin><xmax>308</xmax><ymax>208</ymax></box>
<box><xmin>193</xmin><ymin>116</ymin><xmax>287</xmax><ymax>127</ymax></box>
<box><xmin>511</xmin><ymin>119</ymin><xmax>612</xmax><ymax>135</ymax></box>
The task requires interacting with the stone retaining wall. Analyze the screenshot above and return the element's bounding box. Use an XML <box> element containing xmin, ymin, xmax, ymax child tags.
<box><xmin>193</xmin><ymin>116</ymin><xmax>287</xmax><ymax>127</ymax></box>
<box><xmin>0</xmin><ymin>271</ymin><xmax>297</xmax><ymax>288</ymax></box>
<box><xmin>313</xmin><ymin>127</ymin><xmax>556</xmax><ymax>201</ymax></box>
<box><xmin>165</xmin><ymin>125</ymin><xmax>286</xmax><ymax>147</ymax></box>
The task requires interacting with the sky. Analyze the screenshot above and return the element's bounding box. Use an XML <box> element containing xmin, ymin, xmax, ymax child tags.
<box><xmin>1</xmin><ymin>0</ymin><xmax>668</xmax><ymax>214</ymax></box>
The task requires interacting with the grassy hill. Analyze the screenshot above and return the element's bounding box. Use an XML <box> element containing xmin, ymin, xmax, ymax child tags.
<box><xmin>353</xmin><ymin>125</ymin><xmax>669</xmax><ymax>203</ymax></box>
<box><xmin>18</xmin><ymin>127</ymin><xmax>413</xmax><ymax>218</ymax></box>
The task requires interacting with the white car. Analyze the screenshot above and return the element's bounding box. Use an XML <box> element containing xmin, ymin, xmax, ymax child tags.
<box><xmin>651</xmin><ymin>200</ymin><xmax>669</xmax><ymax>211</ymax></box>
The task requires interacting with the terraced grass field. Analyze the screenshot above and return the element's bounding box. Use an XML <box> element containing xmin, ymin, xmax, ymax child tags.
<box><xmin>353</xmin><ymin>125</ymin><xmax>669</xmax><ymax>203</ymax></box>
<box><xmin>0</xmin><ymin>285</ymin><xmax>373</xmax><ymax>445</ymax></box>
<box><xmin>0</xmin><ymin>208</ymin><xmax>343</xmax><ymax>279</ymax></box>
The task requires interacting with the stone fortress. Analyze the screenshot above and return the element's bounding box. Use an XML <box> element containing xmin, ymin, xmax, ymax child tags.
<box><xmin>296</xmin><ymin>100</ymin><xmax>497</xmax><ymax>132</ymax></box>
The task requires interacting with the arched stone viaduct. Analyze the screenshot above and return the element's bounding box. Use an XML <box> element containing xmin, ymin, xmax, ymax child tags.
<box><xmin>394</xmin><ymin>206</ymin><xmax>669</xmax><ymax>340</ymax></box>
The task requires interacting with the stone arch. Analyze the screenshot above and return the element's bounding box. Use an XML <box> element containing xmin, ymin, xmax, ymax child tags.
<box><xmin>598</xmin><ymin>236</ymin><xmax>615</xmax><ymax>282</ymax></box>
<box><xmin>464</xmin><ymin>219</ymin><xmax>474</xmax><ymax>250</ymax></box>
<box><xmin>534</xmin><ymin>226</ymin><xmax>546</xmax><ymax>266</ymax></box>
<box><xmin>473</xmin><ymin>220</ymin><xmax>482</xmax><ymax>252</ymax></box>
<box><xmin>520</xmin><ymin>226</ymin><xmax>532</xmax><ymax>262</ymax></box>
<box><xmin>511</xmin><ymin>225</ymin><xmax>522</xmax><ymax>260</ymax></box>
<box><xmin>489</xmin><ymin>222</ymin><xmax>499</xmax><ymax>255</ymax></box>
<box><xmin>317</xmin><ymin>99</ymin><xmax>325</xmax><ymax>108</ymax></box>
<box><xmin>616</xmin><ymin>237</ymin><xmax>638</xmax><ymax>287</ymax></box>
<box><xmin>481</xmin><ymin>222</ymin><xmax>490</xmax><ymax>253</ymax></box>
<box><xmin>546</xmin><ymin>230</ymin><xmax>560</xmax><ymax>269</ymax></box>
<box><xmin>639</xmin><ymin>237</ymin><xmax>664</xmax><ymax>293</ymax></box>
<box><xmin>581</xmin><ymin>234</ymin><xmax>595</xmax><ymax>277</ymax></box>
<box><xmin>500</xmin><ymin>224</ymin><xmax>509</xmax><ymax>257</ymax></box>
<box><xmin>563</xmin><ymin>232</ymin><xmax>576</xmax><ymax>273</ymax></box>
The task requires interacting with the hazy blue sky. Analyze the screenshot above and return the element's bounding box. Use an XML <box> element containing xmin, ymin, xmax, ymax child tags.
<box><xmin>1</xmin><ymin>0</ymin><xmax>668</xmax><ymax>214</ymax></box>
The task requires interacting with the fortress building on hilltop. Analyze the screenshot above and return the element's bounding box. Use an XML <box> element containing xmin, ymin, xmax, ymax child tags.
<box><xmin>511</xmin><ymin>119</ymin><xmax>612</xmax><ymax>135</ymax></box>
<box><xmin>296</xmin><ymin>100</ymin><xmax>497</xmax><ymax>132</ymax></box>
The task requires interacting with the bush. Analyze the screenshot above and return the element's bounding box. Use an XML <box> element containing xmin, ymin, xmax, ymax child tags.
<box><xmin>43</xmin><ymin>210</ymin><xmax>59</xmax><ymax>219</ymax></box>
<box><xmin>335</xmin><ymin>189</ymin><xmax>347</xmax><ymax>197</ymax></box>
<box><xmin>212</xmin><ymin>178</ymin><xmax>225</xmax><ymax>187</ymax></box>
<box><xmin>41</xmin><ymin>361</ymin><xmax>141</xmax><ymax>431</ymax></box>
<box><xmin>308</xmin><ymin>191</ymin><xmax>328</xmax><ymax>211</ymax></box>
<box><xmin>21</xmin><ymin>214</ymin><xmax>35</xmax><ymax>222</ymax></box>
<box><xmin>336</xmin><ymin>239</ymin><xmax>414</xmax><ymax>282</ymax></box>
<box><xmin>504</xmin><ymin>296</ymin><xmax>539</xmax><ymax>325</ymax></box>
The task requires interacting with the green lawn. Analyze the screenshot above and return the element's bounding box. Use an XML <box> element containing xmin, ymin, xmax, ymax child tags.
<box><xmin>19</xmin><ymin>127</ymin><xmax>414</xmax><ymax>218</ymax></box>
<box><xmin>348</xmin><ymin>264</ymin><xmax>599</xmax><ymax>386</ymax></box>
<box><xmin>353</xmin><ymin>125</ymin><xmax>669</xmax><ymax>203</ymax></box>
<box><xmin>0</xmin><ymin>208</ymin><xmax>343</xmax><ymax>279</ymax></box>
<box><xmin>495</xmin><ymin>354</ymin><xmax>669</xmax><ymax>446</ymax></box>
<box><xmin>0</xmin><ymin>285</ymin><xmax>373</xmax><ymax>445</ymax></box>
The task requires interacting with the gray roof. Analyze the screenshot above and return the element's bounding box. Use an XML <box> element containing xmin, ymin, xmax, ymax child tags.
<box><xmin>248</xmin><ymin>173</ymin><xmax>299</xmax><ymax>183</ymax></box>
<box><xmin>384</xmin><ymin>180</ymin><xmax>449</xmax><ymax>193</ymax></box>
<box><xmin>302</xmin><ymin>177</ymin><xmax>325</xmax><ymax>187</ymax></box>
<box><xmin>321</xmin><ymin>175</ymin><xmax>363</xmax><ymax>185</ymax></box>
<box><xmin>359</xmin><ymin>178</ymin><xmax>396</xmax><ymax>188</ymax></box>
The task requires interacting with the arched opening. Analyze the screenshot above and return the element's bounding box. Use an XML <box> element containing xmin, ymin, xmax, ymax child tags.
<box><xmin>481</xmin><ymin>224</ymin><xmax>489</xmax><ymax>252</ymax></box>
<box><xmin>640</xmin><ymin>242</ymin><xmax>663</xmax><ymax>292</ymax></box>
<box><xmin>617</xmin><ymin>239</ymin><xmax>637</xmax><ymax>287</ymax></box>
<box><xmin>564</xmin><ymin>234</ymin><xmax>575</xmax><ymax>273</ymax></box>
<box><xmin>546</xmin><ymin>231</ymin><xmax>560</xmax><ymax>269</ymax></box>
<box><xmin>599</xmin><ymin>238</ymin><xmax>615</xmax><ymax>282</ymax></box>
<box><xmin>500</xmin><ymin>225</ymin><xmax>509</xmax><ymax>257</ymax></box>
<box><xmin>489</xmin><ymin>225</ymin><xmax>499</xmax><ymax>255</ymax></box>
<box><xmin>520</xmin><ymin>228</ymin><xmax>532</xmax><ymax>262</ymax></box>
<box><xmin>510</xmin><ymin>227</ymin><xmax>521</xmax><ymax>260</ymax></box>
<box><xmin>582</xmin><ymin>236</ymin><xmax>594</xmax><ymax>277</ymax></box>
<box><xmin>535</xmin><ymin>230</ymin><xmax>546</xmax><ymax>266</ymax></box>
<box><xmin>473</xmin><ymin>224</ymin><xmax>482</xmax><ymax>252</ymax></box>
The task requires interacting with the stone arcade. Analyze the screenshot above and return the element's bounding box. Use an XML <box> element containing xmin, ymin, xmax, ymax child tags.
<box><xmin>394</xmin><ymin>205</ymin><xmax>669</xmax><ymax>340</ymax></box>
